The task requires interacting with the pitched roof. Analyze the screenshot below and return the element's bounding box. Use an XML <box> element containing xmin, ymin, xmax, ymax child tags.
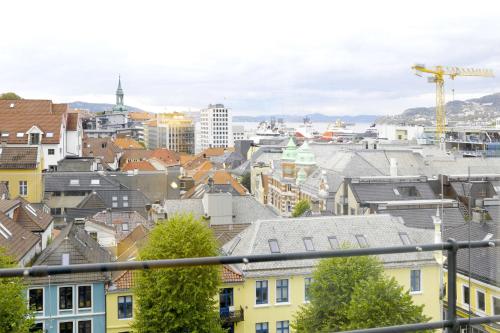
<box><xmin>31</xmin><ymin>222</ymin><xmax>111</xmax><ymax>284</ymax></box>
<box><xmin>388</xmin><ymin>207</ymin><xmax>465</xmax><ymax>230</ymax></box>
<box><xmin>185</xmin><ymin>170</ymin><xmax>247</xmax><ymax>198</ymax></box>
<box><xmin>114</xmin><ymin>137</ymin><xmax>144</xmax><ymax>150</ymax></box>
<box><xmin>0</xmin><ymin>100</ymin><xmax>67</xmax><ymax>144</ymax></box>
<box><xmin>0</xmin><ymin>147</ymin><xmax>38</xmax><ymax>169</ymax></box>
<box><xmin>350</xmin><ymin>181</ymin><xmax>437</xmax><ymax>202</ymax></box>
<box><xmin>44</xmin><ymin>172</ymin><xmax>122</xmax><ymax>192</ymax></box>
<box><xmin>13</xmin><ymin>197</ymin><xmax>53</xmax><ymax>232</ymax></box>
<box><xmin>223</xmin><ymin>214</ymin><xmax>436</xmax><ymax>277</ymax></box>
<box><xmin>201</xmin><ymin>147</ymin><xmax>226</xmax><ymax>157</ymax></box>
<box><xmin>66</xmin><ymin>112</ymin><xmax>79</xmax><ymax>131</ymax></box>
<box><xmin>122</xmin><ymin>161</ymin><xmax>157</xmax><ymax>171</ymax></box>
<box><xmin>0</xmin><ymin>212</ymin><xmax>40</xmax><ymax>262</ymax></box>
<box><xmin>222</xmin><ymin>265</ymin><xmax>244</xmax><ymax>283</ymax></box>
<box><xmin>83</xmin><ymin>137</ymin><xmax>122</xmax><ymax>163</ymax></box>
<box><xmin>444</xmin><ymin>222</ymin><xmax>499</xmax><ymax>287</ymax></box>
<box><xmin>0</xmin><ymin>199</ymin><xmax>19</xmax><ymax>212</ymax></box>
<box><xmin>149</xmin><ymin>149</ymin><xmax>179</xmax><ymax>166</ymax></box>
<box><xmin>90</xmin><ymin>210</ymin><xmax>149</xmax><ymax>241</ymax></box>
<box><xmin>128</xmin><ymin>111</ymin><xmax>154</xmax><ymax>121</ymax></box>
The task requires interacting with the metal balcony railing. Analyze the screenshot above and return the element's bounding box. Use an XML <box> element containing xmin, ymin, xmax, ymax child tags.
<box><xmin>0</xmin><ymin>238</ymin><xmax>498</xmax><ymax>333</ymax></box>
<box><xmin>220</xmin><ymin>306</ymin><xmax>244</xmax><ymax>323</ymax></box>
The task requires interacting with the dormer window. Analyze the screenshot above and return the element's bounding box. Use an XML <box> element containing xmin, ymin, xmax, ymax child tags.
<box><xmin>30</xmin><ymin>133</ymin><xmax>40</xmax><ymax>145</ymax></box>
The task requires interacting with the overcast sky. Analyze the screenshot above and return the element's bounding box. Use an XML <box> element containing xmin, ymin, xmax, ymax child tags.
<box><xmin>2</xmin><ymin>0</ymin><xmax>500</xmax><ymax>115</ymax></box>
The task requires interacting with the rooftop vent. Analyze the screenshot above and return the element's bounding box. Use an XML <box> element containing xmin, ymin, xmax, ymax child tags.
<box><xmin>9</xmin><ymin>103</ymin><xmax>14</xmax><ymax>108</ymax></box>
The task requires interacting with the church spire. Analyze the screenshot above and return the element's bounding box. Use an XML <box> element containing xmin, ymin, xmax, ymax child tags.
<box><xmin>112</xmin><ymin>75</ymin><xmax>127</xmax><ymax>112</ymax></box>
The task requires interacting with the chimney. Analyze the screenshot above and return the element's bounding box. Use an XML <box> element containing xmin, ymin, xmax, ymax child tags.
<box><xmin>432</xmin><ymin>207</ymin><xmax>442</xmax><ymax>244</ymax></box>
<box><xmin>390</xmin><ymin>158</ymin><xmax>398</xmax><ymax>177</ymax></box>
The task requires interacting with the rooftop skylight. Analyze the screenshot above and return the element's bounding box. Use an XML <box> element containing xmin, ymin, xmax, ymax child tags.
<box><xmin>268</xmin><ymin>239</ymin><xmax>280</xmax><ymax>253</ymax></box>
<box><xmin>303</xmin><ymin>237</ymin><xmax>315</xmax><ymax>251</ymax></box>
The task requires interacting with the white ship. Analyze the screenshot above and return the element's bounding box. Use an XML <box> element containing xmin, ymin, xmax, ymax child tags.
<box><xmin>250</xmin><ymin>118</ymin><xmax>288</xmax><ymax>143</ymax></box>
<box><xmin>321</xmin><ymin>119</ymin><xmax>355</xmax><ymax>141</ymax></box>
<box><xmin>295</xmin><ymin>117</ymin><xmax>320</xmax><ymax>139</ymax></box>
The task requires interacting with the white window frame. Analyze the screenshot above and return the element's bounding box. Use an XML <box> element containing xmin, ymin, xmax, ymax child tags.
<box><xmin>476</xmin><ymin>288</ymin><xmax>486</xmax><ymax>313</ymax></box>
<box><xmin>77</xmin><ymin>318</ymin><xmax>93</xmax><ymax>333</ymax></box>
<box><xmin>492</xmin><ymin>295</ymin><xmax>500</xmax><ymax>316</ymax></box>
<box><xmin>57</xmin><ymin>320</ymin><xmax>75</xmax><ymax>333</ymax></box>
<box><xmin>57</xmin><ymin>285</ymin><xmax>74</xmax><ymax>313</ymax></box>
<box><xmin>409</xmin><ymin>269</ymin><xmax>422</xmax><ymax>294</ymax></box>
<box><xmin>19</xmin><ymin>180</ymin><xmax>28</xmax><ymax>196</ymax></box>
<box><xmin>77</xmin><ymin>284</ymin><xmax>93</xmax><ymax>311</ymax></box>
<box><xmin>27</xmin><ymin>287</ymin><xmax>44</xmax><ymax>314</ymax></box>
<box><xmin>275</xmin><ymin>278</ymin><xmax>290</xmax><ymax>305</ymax></box>
<box><xmin>255</xmin><ymin>280</ymin><xmax>269</xmax><ymax>306</ymax></box>
<box><xmin>462</xmin><ymin>284</ymin><xmax>470</xmax><ymax>306</ymax></box>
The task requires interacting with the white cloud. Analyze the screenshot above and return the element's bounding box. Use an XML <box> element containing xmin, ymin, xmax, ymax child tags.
<box><xmin>1</xmin><ymin>0</ymin><xmax>500</xmax><ymax>115</ymax></box>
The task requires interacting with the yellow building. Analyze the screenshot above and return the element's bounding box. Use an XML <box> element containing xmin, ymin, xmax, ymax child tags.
<box><xmin>223</xmin><ymin>215</ymin><xmax>442</xmax><ymax>333</ymax></box>
<box><xmin>106</xmin><ymin>271</ymin><xmax>136</xmax><ymax>333</ymax></box>
<box><xmin>144</xmin><ymin>112</ymin><xmax>195</xmax><ymax>154</ymax></box>
<box><xmin>445</xmin><ymin>222</ymin><xmax>499</xmax><ymax>333</ymax></box>
<box><xmin>0</xmin><ymin>146</ymin><xmax>44</xmax><ymax>202</ymax></box>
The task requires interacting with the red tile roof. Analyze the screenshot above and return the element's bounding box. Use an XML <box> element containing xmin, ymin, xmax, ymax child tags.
<box><xmin>83</xmin><ymin>137</ymin><xmax>122</xmax><ymax>163</ymax></box>
<box><xmin>66</xmin><ymin>112</ymin><xmax>79</xmax><ymax>131</ymax></box>
<box><xmin>122</xmin><ymin>161</ymin><xmax>157</xmax><ymax>171</ymax></box>
<box><xmin>222</xmin><ymin>265</ymin><xmax>244</xmax><ymax>283</ymax></box>
<box><xmin>0</xmin><ymin>100</ymin><xmax>68</xmax><ymax>144</ymax></box>
<box><xmin>114</xmin><ymin>137</ymin><xmax>144</xmax><ymax>150</ymax></box>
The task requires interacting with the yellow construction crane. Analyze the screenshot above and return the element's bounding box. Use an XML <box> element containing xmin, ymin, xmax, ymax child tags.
<box><xmin>411</xmin><ymin>64</ymin><xmax>494</xmax><ymax>141</ymax></box>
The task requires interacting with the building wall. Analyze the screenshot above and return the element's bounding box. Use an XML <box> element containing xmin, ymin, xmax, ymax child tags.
<box><xmin>106</xmin><ymin>289</ymin><xmax>135</xmax><ymax>333</ymax></box>
<box><xmin>66</xmin><ymin>130</ymin><xmax>82</xmax><ymax>158</ymax></box>
<box><xmin>452</xmin><ymin>272</ymin><xmax>500</xmax><ymax>333</ymax></box>
<box><xmin>236</xmin><ymin>264</ymin><xmax>441</xmax><ymax>333</ymax></box>
<box><xmin>30</xmin><ymin>282</ymin><xmax>106</xmax><ymax>333</ymax></box>
<box><xmin>43</xmin><ymin>144</ymin><xmax>63</xmax><ymax>171</ymax></box>
<box><xmin>200</xmin><ymin>105</ymin><xmax>233</xmax><ymax>150</ymax></box>
<box><xmin>0</xmin><ymin>168</ymin><xmax>44</xmax><ymax>203</ymax></box>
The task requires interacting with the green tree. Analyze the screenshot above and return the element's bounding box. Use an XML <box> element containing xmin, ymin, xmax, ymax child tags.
<box><xmin>0</xmin><ymin>247</ymin><xmax>35</xmax><ymax>333</ymax></box>
<box><xmin>240</xmin><ymin>172</ymin><xmax>251</xmax><ymax>192</ymax></box>
<box><xmin>133</xmin><ymin>214</ymin><xmax>225</xmax><ymax>333</ymax></box>
<box><xmin>292</xmin><ymin>255</ymin><xmax>430</xmax><ymax>333</ymax></box>
<box><xmin>0</xmin><ymin>92</ymin><xmax>22</xmax><ymax>100</ymax></box>
<box><xmin>292</xmin><ymin>199</ymin><xmax>310</xmax><ymax>217</ymax></box>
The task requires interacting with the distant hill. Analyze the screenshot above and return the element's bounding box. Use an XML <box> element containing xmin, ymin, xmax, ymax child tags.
<box><xmin>377</xmin><ymin>92</ymin><xmax>500</xmax><ymax>125</ymax></box>
<box><xmin>233</xmin><ymin>113</ymin><xmax>378</xmax><ymax>123</ymax></box>
<box><xmin>69</xmin><ymin>101</ymin><xmax>144</xmax><ymax>113</ymax></box>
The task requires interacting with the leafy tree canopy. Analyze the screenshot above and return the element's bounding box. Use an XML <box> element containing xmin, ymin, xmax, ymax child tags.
<box><xmin>0</xmin><ymin>92</ymin><xmax>22</xmax><ymax>100</ymax></box>
<box><xmin>241</xmin><ymin>172</ymin><xmax>251</xmax><ymax>192</ymax></box>
<box><xmin>292</xmin><ymin>199</ymin><xmax>310</xmax><ymax>217</ymax></box>
<box><xmin>133</xmin><ymin>214</ymin><xmax>225</xmax><ymax>333</ymax></box>
<box><xmin>0</xmin><ymin>247</ymin><xmax>35</xmax><ymax>333</ymax></box>
<box><xmin>292</xmin><ymin>255</ymin><xmax>430</xmax><ymax>333</ymax></box>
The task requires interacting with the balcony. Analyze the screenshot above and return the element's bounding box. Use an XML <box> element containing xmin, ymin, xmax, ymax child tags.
<box><xmin>220</xmin><ymin>306</ymin><xmax>244</xmax><ymax>323</ymax></box>
<box><xmin>1</xmin><ymin>239</ymin><xmax>498</xmax><ymax>333</ymax></box>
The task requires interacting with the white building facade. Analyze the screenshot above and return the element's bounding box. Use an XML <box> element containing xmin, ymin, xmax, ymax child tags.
<box><xmin>199</xmin><ymin>104</ymin><xmax>233</xmax><ymax>150</ymax></box>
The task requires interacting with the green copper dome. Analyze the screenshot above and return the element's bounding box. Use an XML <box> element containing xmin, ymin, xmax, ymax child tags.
<box><xmin>295</xmin><ymin>141</ymin><xmax>316</xmax><ymax>165</ymax></box>
<box><xmin>281</xmin><ymin>137</ymin><xmax>298</xmax><ymax>161</ymax></box>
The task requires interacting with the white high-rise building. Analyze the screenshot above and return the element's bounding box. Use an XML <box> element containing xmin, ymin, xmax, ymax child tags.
<box><xmin>199</xmin><ymin>104</ymin><xmax>233</xmax><ymax>150</ymax></box>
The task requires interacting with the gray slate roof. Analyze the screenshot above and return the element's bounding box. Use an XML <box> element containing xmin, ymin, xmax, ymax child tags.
<box><xmin>30</xmin><ymin>222</ymin><xmax>111</xmax><ymax>284</ymax></box>
<box><xmin>444</xmin><ymin>221</ymin><xmax>499</xmax><ymax>287</ymax></box>
<box><xmin>350</xmin><ymin>181</ymin><xmax>437</xmax><ymax>202</ymax></box>
<box><xmin>223</xmin><ymin>214</ymin><xmax>436</xmax><ymax>277</ymax></box>
<box><xmin>44</xmin><ymin>172</ymin><xmax>122</xmax><ymax>192</ymax></box>
<box><xmin>163</xmin><ymin>195</ymin><xmax>278</xmax><ymax>225</ymax></box>
<box><xmin>387</xmin><ymin>207</ymin><xmax>465</xmax><ymax>230</ymax></box>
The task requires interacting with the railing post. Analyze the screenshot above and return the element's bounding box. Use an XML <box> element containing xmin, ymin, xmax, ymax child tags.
<box><xmin>446</xmin><ymin>238</ymin><xmax>459</xmax><ymax>333</ymax></box>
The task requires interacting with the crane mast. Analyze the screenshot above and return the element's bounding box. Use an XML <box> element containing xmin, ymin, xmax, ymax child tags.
<box><xmin>412</xmin><ymin>64</ymin><xmax>494</xmax><ymax>143</ymax></box>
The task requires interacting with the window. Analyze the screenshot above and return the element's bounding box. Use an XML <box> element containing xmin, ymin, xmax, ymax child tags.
<box><xmin>123</xmin><ymin>202</ymin><xmax>129</xmax><ymax>208</ymax></box>
<box><xmin>29</xmin><ymin>288</ymin><xmax>43</xmax><ymax>312</ymax></box>
<box><xmin>123</xmin><ymin>196</ymin><xmax>128</xmax><ymax>201</ymax></box>
<box><xmin>304</xmin><ymin>277</ymin><xmax>312</xmax><ymax>302</ymax></box>
<box><xmin>46</xmin><ymin>132</ymin><xmax>54</xmax><ymax>138</ymax></box>
<box><xmin>276</xmin><ymin>320</ymin><xmax>289</xmax><ymax>333</ymax></box>
<box><xmin>493</xmin><ymin>296</ymin><xmax>500</xmax><ymax>315</ymax></box>
<box><xmin>90</xmin><ymin>179</ymin><xmax>100</xmax><ymax>185</ymax></box>
<box><xmin>276</xmin><ymin>279</ymin><xmax>289</xmax><ymax>303</ymax></box>
<box><xmin>59</xmin><ymin>286</ymin><xmax>73</xmax><ymax>310</ymax></box>
<box><xmin>112</xmin><ymin>196</ymin><xmax>118</xmax><ymax>201</ymax></box>
<box><xmin>396</xmin><ymin>186</ymin><xmax>420</xmax><ymax>197</ymax></box>
<box><xmin>78</xmin><ymin>320</ymin><xmax>91</xmax><ymax>333</ymax></box>
<box><xmin>19</xmin><ymin>181</ymin><xmax>28</xmax><ymax>196</ymax></box>
<box><xmin>78</xmin><ymin>286</ymin><xmax>92</xmax><ymax>309</ymax></box>
<box><xmin>1</xmin><ymin>132</ymin><xmax>8</xmax><ymax>137</ymax></box>
<box><xmin>477</xmin><ymin>290</ymin><xmax>485</xmax><ymax>312</ymax></box>
<box><xmin>399</xmin><ymin>232</ymin><xmax>411</xmax><ymax>245</ymax></box>
<box><xmin>17</xmin><ymin>132</ymin><xmax>24</xmax><ymax>137</ymax></box>
<box><xmin>62</xmin><ymin>253</ymin><xmax>70</xmax><ymax>265</ymax></box>
<box><xmin>70</xmin><ymin>179</ymin><xmax>80</xmax><ymax>185</ymax></box>
<box><xmin>122</xmin><ymin>223</ymin><xmax>129</xmax><ymax>231</ymax></box>
<box><xmin>410</xmin><ymin>269</ymin><xmax>421</xmax><ymax>292</ymax></box>
<box><xmin>112</xmin><ymin>202</ymin><xmax>118</xmax><ymax>208</ymax></box>
<box><xmin>256</xmin><ymin>280</ymin><xmax>268</xmax><ymax>305</ymax></box>
<box><xmin>52</xmin><ymin>191</ymin><xmax>61</xmax><ymax>196</ymax></box>
<box><xmin>255</xmin><ymin>322</ymin><xmax>268</xmax><ymax>333</ymax></box>
<box><xmin>48</xmin><ymin>149</ymin><xmax>55</xmax><ymax>155</ymax></box>
<box><xmin>59</xmin><ymin>321</ymin><xmax>73</xmax><ymax>333</ymax></box>
<box><xmin>118</xmin><ymin>295</ymin><xmax>133</xmax><ymax>319</ymax></box>
<box><xmin>30</xmin><ymin>133</ymin><xmax>40</xmax><ymax>145</ymax></box>
<box><xmin>463</xmin><ymin>285</ymin><xmax>470</xmax><ymax>305</ymax></box>
<box><xmin>51</xmin><ymin>208</ymin><xmax>62</xmax><ymax>215</ymax></box>
<box><xmin>328</xmin><ymin>236</ymin><xmax>339</xmax><ymax>249</ymax></box>
<box><xmin>303</xmin><ymin>237</ymin><xmax>315</xmax><ymax>251</ymax></box>
<box><xmin>29</xmin><ymin>322</ymin><xmax>43</xmax><ymax>332</ymax></box>
<box><xmin>355</xmin><ymin>234</ymin><xmax>369</xmax><ymax>248</ymax></box>
<box><xmin>268</xmin><ymin>239</ymin><xmax>280</xmax><ymax>253</ymax></box>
